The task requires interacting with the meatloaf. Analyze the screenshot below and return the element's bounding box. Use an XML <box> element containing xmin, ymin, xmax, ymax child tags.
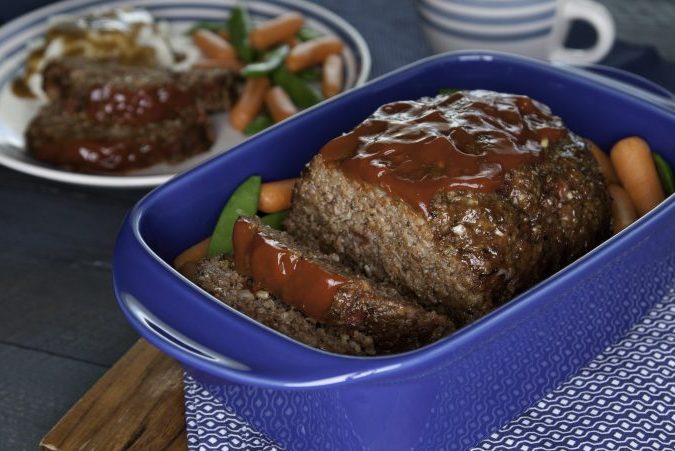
<box><xmin>42</xmin><ymin>57</ymin><xmax>241</xmax><ymax>112</ymax></box>
<box><xmin>27</xmin><ymin>57</ymin><xmax>237</xmax><ymax>172</ymax></box>
<box><xmin>191</xmin><ymin>216</ymin><xmax>453</xmax><ymax>355</ymax></box>
<box><xmin>285</xmin><ymin>90</ymin><xmax>611</xmax><ymax>324</ymax></box>
<box><xmin>26</xmin><ymin>101</ymin><xmax>212</xmax><ymax>172</ymax></box>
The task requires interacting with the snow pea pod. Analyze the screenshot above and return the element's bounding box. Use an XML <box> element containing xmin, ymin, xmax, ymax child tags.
<box><xmin>241</xmin><ymin>45</ymin><xmax>289</xmax><ymax>78</ymax></box>
<box><xmin>272</xmin><ymin>66</ymin><xmax>322</xmax><ymax>108</ymax></box>
<box><xmin>297</xmin><ymin>27</ymin><xmax>322</xmax><ymax>42</ymax></box>
<box><xmin>228</xmin><ymin>5</ymin><xmax>255</xmax><ymax>62</ymax></box>
<box><xmin>654</xmin><ymin>153</ymin><xmax>674</xmax><ymax>196</ymax></box>
<box><xmin>207</xmin><ymin>176</ymin><xmax>262</xmax><ymax>256</ymax></box>
<box><xmin>261</xmin><ymin>210</ymin><xmax>288</xmax><ymax>230</ymax></box>
<box><xmin>244</xmin><ymin>113</ymin><xmax>273</xmax><ymax>135</ymax></box>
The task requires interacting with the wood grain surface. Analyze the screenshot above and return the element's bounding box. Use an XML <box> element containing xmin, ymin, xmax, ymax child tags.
<box><xmin>40</xmin><ymin>340</ymin><xmax>186</xmax><ymax>451</ymax></box>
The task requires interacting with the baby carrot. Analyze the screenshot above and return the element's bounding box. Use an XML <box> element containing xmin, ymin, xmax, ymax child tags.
<box><xmin>322</xmin><ymin>54</ymin><xmax>343</xmax><ymax>98</ymax></box>
<box><xmin>607</xmin><ymin>184</ymin><xmax>638</xmax><ymax>234</ymax></box>
<box><xmin>285</xmin><ymin>36</ymin><xmax>343</xmax><ymax>72</ymax></box>
<box><xmin>229</xmin><ymin>77</ymin><xmax>271</xmax><ymax>130</ymax></box>
<box><xmin>174</xmin><ymin>237</ymin><xmax>210</xmax><ymax>269</ymax></box>
<box><xmin>265</xmin><ymin>86</ymin><xmax>298</xmax><ymax>123</ymax></box>
<box><xmin>193</xmin><ymin>29</ymin><xmax>237</xmax><ymax>61</ymax></box>
<box><xmin>610</xmin><ymin>137</ymin><xmax>665</xmax><ymax>216</ymax></box>
<box><xmin>250</xmin><ymin>12</ymin><xmax>304</xmax><ymax>50</ymax></box>
<box><xmin>587</xmin><ymin>140</ymin><xmax>618</xmax><ymax>185</ymax></box>
<box><xmin>258</xmin><ymin>178</ymin><xmax>296</xmax><ymax>213</ymax></box>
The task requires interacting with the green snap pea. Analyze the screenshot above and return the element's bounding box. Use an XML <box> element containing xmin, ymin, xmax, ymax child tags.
<box><xmin>187</xmin><ymin>21</ymin><xmax>227</xmax><ymax>35</ymax></box>
<box><xmin>241</xmin><ymin>45</ymin><xmax>289</xmax><ymax>78</ymax></box>
<box><xmin>272</xmin><ymin>66</ymin><xmax>322</xmax><ymax>109</ymax></box>
<box><xmin>207</xmin><ymin>176</ymin><xmax>262</xmax><ymax>257</ymax></box>
<box><xmin>228</xmin><ymin>5</ymin><xmax>255</xmax><ymax>62</ymax></box>
<box><xmin>260</xmin><ymin>210</ymin><xmax>289</xmax><ymax>230</ymax></box>
<box><xmin>297</xmin><ymin>67</ymin><xmax>321</xmax><ymax>82</ymax></box>
<box><xmin>244</xmin><ymin>113</ymin><xmax>274</xmax><ymax>136</ymax></box>
<box><xmin>297</xmin><ymin>27</ymin><xmax>323</xmax><ymax>42</ymax></box>
<box><xmin>653</xmin><ymin>153</ymin><xmax>675</xmax><ymax>196</ymax></box>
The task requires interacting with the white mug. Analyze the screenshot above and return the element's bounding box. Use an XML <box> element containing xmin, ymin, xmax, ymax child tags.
<box><xmin>417</xmin><ymin>0</ymin><xmax>616</xmax><ymax>64</ymax></box>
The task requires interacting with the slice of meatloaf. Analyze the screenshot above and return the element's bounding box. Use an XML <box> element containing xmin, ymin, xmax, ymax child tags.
<box><xmin>26</xmin><ymin>102</ymin><xmax>212</xmax><ymax>172</ymax></box>
<box><xmin>176</xmin><ymin>67</ymin><xmax>242</xmax><ymax>112</ymax></box>
<box><xmin>42</xmin><ymin>57</ymin><xmax>241</xmax><ymax>113</ymax></box>
<box><xmin>191</xmin><ymin>216</ymin><xmax>453</xmax><ymax>355</ymax></box>
<box><xmin>285</xmin><ymin>90</ymin><xmax>611</xmax><ymax>324</ymax></box>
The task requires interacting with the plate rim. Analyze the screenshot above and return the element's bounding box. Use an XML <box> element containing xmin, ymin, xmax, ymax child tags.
<box><xmin>0</xmin><ymin>0</ymin><xmax>372</xmax><ymax>189</ymax></box>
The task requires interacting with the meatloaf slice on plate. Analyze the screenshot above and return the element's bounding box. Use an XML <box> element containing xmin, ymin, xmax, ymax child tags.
<box><xmin>26</xmin><ymin>102</ymin><xmax>212</xmax><ymax>172</ymax></box>
<box><xmin>286</xmin><ymin>90</ymin><xmax>611</xmax><ymax>324</ymax></box>
<box><xmin>43</xmin><ymin>57</ymin><xmax>241</xmax><ymax>112</ymax></box>
<box><xmin>27</xmin><ymin>58</ymin><xmax>228</xmax><ymax>172</ymax></box>
<box><xmin>191</xmin><ymin>216</ymin><xmax>453</xmax><ymax>355</ymax></box>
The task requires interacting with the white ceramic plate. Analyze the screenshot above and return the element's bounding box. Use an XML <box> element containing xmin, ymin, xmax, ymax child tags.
<box><xmin>0</xmin><ymin>0</ymin><xmax>371</xmax><ymax>188</ymax></box>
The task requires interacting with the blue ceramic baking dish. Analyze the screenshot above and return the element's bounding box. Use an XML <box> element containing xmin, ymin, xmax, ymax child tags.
<box><xmin>113</xmin><ymin>52</ymin><xmax>675</xmax><ymax>450</ymax></box>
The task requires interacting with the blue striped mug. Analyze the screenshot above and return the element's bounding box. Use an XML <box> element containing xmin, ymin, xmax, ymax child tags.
<box><xmin>417</xmin><ymin>0</ymin><xmax>615</xmax><ymax>64</ymax></box>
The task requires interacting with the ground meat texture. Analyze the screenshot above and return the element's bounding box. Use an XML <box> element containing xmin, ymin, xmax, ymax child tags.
<box><xmin>195</xmin><ymin>256</ymin><xmax>452</xmax><ymax>356</ymax></box>
<box><xmin>26</xmin><ymin>102</ymin><xmax>212</xmax><ymax>172</ymax></box>
<box><xmin>192</xmin><ymin>257</ymin><xmax>377</xmax><ymax>356</ymax></box>
<box><xmin>285</xmin><ymin>91</ymin><xmax>611</xmax><ymax>325</ymax></box>
<box><xmin>42</xmin><ymin>57</ymin><xmax>241</xmax><ymax>112</ymax></box>
<box><xmin>28</xmin><ymin>57</ymin><xmax>232</xmax><ymax>172</ymax></box>
<box><xmin>176</xmin><ymin>67</ymin><xmax>242</xmax><ymax>112</ymax></box>
<box><xmin>220</xmin><ymin>216</ymin><xmax>453</xmax><ymax>354</ymax></box>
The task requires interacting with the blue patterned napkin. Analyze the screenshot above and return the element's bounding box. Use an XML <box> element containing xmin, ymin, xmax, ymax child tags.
<box><xmin>183</xmin><ymin>285</ymin><xmax>675</xmax><ymax>451</ymax></box>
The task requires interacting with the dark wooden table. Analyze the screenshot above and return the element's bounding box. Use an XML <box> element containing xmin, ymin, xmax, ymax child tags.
<box><xmin>1</xmin><ymin>1</ymin><xmax>673</xmax><ymax>449</ymax></box>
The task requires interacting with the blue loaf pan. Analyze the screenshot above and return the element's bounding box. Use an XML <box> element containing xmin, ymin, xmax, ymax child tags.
<box><xmin>113</xmin><ymin>52</ymin><xmax>675</xmax><ymax>450</ymax></box>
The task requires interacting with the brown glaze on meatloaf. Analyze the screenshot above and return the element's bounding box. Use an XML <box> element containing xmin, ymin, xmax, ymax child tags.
<box><xmin>42</xmin><ymin>57</ymin><xmax>241</xmax><ymax>112</ymax></box>
<box><xmin>285</xmin><ymin>91</ymin><xmax>611</xmax><ymax>324</ymax></box>
<box><xmin>27</xmin><ymin>58</ymin><xmax>237</xmax><ymax>172</ymax></box>
<box><xmin>224</xmin><ymin>216</ymin><xmax>453</xmax><ymax>354</ymax></box>
<box><xmin>192</xmin><ymin>256</ymin><xmax>377</xmax><ymax>356</ymax></box>
<box><xmin>26</xmin><ymin>102</ymin><xmax>212</xmax><ymax>172</ymax></box>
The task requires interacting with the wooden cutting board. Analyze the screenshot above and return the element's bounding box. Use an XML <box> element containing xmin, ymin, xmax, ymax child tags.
<box><xmin>40</xmin><ymin>339</ymin><xmax>188</xmax><ymax>451</ymax></box>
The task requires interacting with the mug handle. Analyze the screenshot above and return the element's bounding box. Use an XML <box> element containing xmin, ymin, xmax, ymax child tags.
<box><xmin>550</xmin><ymin>0</ymin><xmax>616</xmax><ymax>65</ymax></box>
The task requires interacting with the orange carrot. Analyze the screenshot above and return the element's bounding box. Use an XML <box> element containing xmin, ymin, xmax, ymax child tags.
<box><xmin>250</xmin><ymin>12</ymin><xmax>304</xmax><ymax>50</ymax></box>
<box><xmin>218</xmin><ymin>30</ymin><xmax>230</xmax><ymax>41</ymax></box>
<box><xmin>265</xmin><ymin>86</ymin><xmax>298</xmax><ymax>123</ymax></box>
<box><xmin>610</xmin><ymin>137</ymin><xmax>665</xmax><ymax>216</ymax></box>
<box><xmin>322</xmin><ymin>54</ymin><xmax>343</xmax><ymax>98</ymax></box>
<box><xmin>174</xmin><ymin>237</ymin><xmax>210</xmax><ymax>269</ymax></box>
<box><xmin>229</xmin><ymin>77</ymin><xmax>271</xmax><ymax>130</ymax></box>
<box><xmin>608</xmin><ymin>184</ymin><xmax>638</xmax><ymax>234</ymax></box>
<box><xmin>193</xmin><ymin>58</ymin><xmax>244</xmax><ymax>71</ymax></box>
<box><xmin>587</xmin><ymin>140</ymin><xmax>618</xmax><ymax>184</ymax></box>
<box><xmin>286</xmin><ymin>36</ymin><xmax>343</xmax><ymax>72</ymax></box>
<box><xmin>258</xmin><ymin>178</ymin><xmax>296</xmax><ymax>213</ymax></box>
<box><xmin>193</xmin><ymin>29</ymin><xmax>237</xmax><ymax>60</ymax></box>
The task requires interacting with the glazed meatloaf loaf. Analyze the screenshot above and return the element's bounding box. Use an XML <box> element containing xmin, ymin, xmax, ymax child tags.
<box><xmin>191</xmin><ymin>216</ymin><xmax>453</xmax><ymax>355</ymax></box>
<box><xmin>285</xmin><ymin>90</ymin><xmax>611</xmax><ymax>324</ymax></box>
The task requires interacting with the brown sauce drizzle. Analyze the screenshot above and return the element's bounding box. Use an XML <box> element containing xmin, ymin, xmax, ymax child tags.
<box><xmin>33</xmin><ymin>140</ymin><xmax>161</xmax><ymax>172</ymax></box>
<box><xmin>321</xmin><ymin>90</ymin><xmax>569</xmax><ymax>216</ymax></box>
<box><xmin>233</xmin><ymin>217</ymin><xmax>348</xmax><ymax>321</ymax></box>
<box><xmin>70</xmin><ymin>85</ymin><xmax>193</xmax><ymax>125</ymax></box>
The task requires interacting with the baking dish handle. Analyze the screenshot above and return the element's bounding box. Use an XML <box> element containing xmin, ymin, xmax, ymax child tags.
<box><xmin>557</xmin><ymin>62</ymin><xmax>675</xmax><ymax>112</ymax></box>
<box><xmin>118</xmin><ymin>289</ymin><xmax>251</xmax><ymax>371</ymax></box>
